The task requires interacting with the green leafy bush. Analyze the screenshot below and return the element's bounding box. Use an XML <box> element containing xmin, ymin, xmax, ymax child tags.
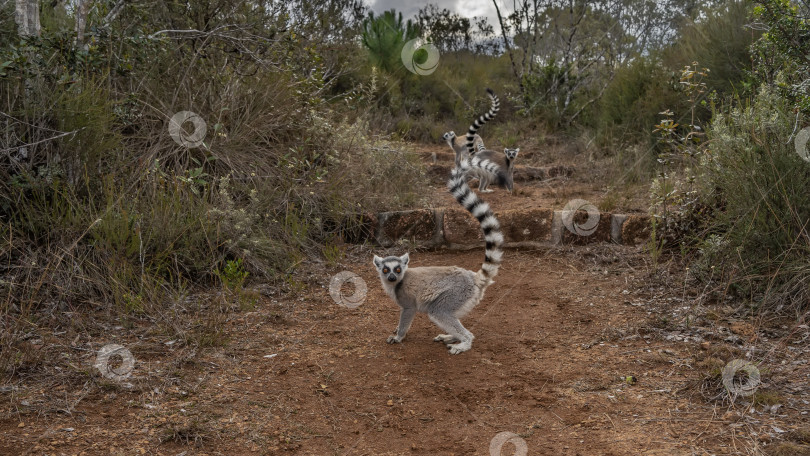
<box><xmin>752</xmin><ymin>0</ymin><xmax>810</xmax><ymax>114</ymax></box>
<box><xmin>0</xmin><ymin>0</ymin><xmax>430</xmax><ymax>375</ymax></box>
<box><xmin>596</xmin><ymin>57</ymin><xmax>679</xmax><ymax>148</ymax></box>
<box><xmin>695</xmin><ymin>86</ymin><xmax>810</xmax><ymax>311</ymax></box>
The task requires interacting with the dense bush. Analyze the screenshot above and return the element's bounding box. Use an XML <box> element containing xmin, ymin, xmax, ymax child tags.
<box><xmin>596</xmin><ymin>57</ymin><xmax>680</xmax><ymax>148</ymax></box>
<box><xmin>694</xmin><ymin>86</ymin><xmax>810</xmax><ymax>311</ymax></box>
<box><xmin>0</xmin><ymin>0</ymin><xmax>429</xmax><ymax>373</ymax></box>
<box><xmin>752</xmin><ymin>0</ymin><xmax>810</xmax><ymax>114</ymax></box>
<box><xmin>2</xmin><ymin>0</ymin><xmax>808</xmax><ymax>376</ymax></box>
<box><xmin>679</xmin><ymin>0</ymin><xmax>810</xmax><ymax>312</ymax></box>
<box><xmin>664</xmin><ymin>0</ymin><xmax>757</xmax><ymax>102</ymax></box>
<box><xmin>644</xmin><ymin>0</ymin><xmax>810</xmax><ymax>313</ymax></box>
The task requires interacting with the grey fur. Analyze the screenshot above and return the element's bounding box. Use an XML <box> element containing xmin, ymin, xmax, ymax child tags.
<box><xmin>442</xmin><ymin>131</ymin><xmax>511</xmax><ymax>193</ymax></box>
<box><xmin>372</xmin><ymin>161</ymin><xmax>504</xmax><ymax>355</ymax></box>
<box><xmin>466</xmin><ymin>147</ymin><xmax>520</xmax><ymax>193</ymax></box>
<box><xmin>443</xmin><ymin>130</ymin><xmax>484</xmax><ymax>167</ymax></box>
<box><xmin>461</xmin><ymin>89</ymin><xmax>519</xmax><ymax>193</ymax></box>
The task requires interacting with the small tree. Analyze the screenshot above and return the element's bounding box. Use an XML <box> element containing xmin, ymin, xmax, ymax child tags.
<box><xmin>416</xmin><ymin>4</ymin><xmax>497</xmax><ymax>55</ymax></box>
<box><xmin>361</xmin><ymin>9</ymin><xmax>419</xmax><ymax>73</ymax></box>
<box><xmin>753</xmin><ymin>0</ymin><xmax>810</xmax><ymax>115</ymax></box>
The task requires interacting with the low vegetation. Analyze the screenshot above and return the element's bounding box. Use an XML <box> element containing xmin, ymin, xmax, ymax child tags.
<box><xmin>0</xmin><ymin>0</ymin><xmax>807</xmax><ymax>392</ymax></box>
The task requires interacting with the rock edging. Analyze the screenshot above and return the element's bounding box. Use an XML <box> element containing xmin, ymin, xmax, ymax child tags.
<box><xmin>349</xmin><ymin>208</ymin><xmax>650</xmax><ymax>248</ymax></box>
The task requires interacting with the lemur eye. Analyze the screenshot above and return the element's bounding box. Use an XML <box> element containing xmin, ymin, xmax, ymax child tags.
<box><xmin>395</xmin><ymin>267</ymin><xmax>401</xmax><ymax>273</ymax></box>
<box><xmin>383</xmin><ymin>268</ymin><xmax>389</xmax><ymax>273</ymax></box>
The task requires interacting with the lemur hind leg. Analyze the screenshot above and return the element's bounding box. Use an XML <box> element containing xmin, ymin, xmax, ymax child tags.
<box><xmin>433</xmin><ymin>334</ymin><xmax>459</xmax><ymax>344</ymax></box>
<box><xmin>478</xmin><ymin>175</ymin><xmax>493</xmax><ymax>193</ymax></box>
<box><xmin>429</xmin><ymin>313</ymin><xmax>474</xmax><ymax>354</ymax></box>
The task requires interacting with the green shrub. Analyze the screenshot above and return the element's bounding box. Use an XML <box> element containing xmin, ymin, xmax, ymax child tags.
<box><xmin>594</xmin><ymin>1</ymin><xmax>757</xmax><ymax>152</ymax></box>
<box><xmin>596</xmin><ymin>56</ymin><xmax>679</xmax><ymax>148</ymax></box>
<box><xmin>664</xmin><ymin>0</ymin><xmax>758</xmax><ymax>103</ymax></box>
<box><xmin>217</xmin><ymin>258</ymin><xmax>249</xmax><ymax>291</ymax></box>
<box><xmin>695</xmin><ymin>86</ymin><xmax>810</xmax><ymax>311</ymax></box>
<box><xmin>753</xmin><ymin>0</ymin><xmax>810</xmax><ymax>114</ymax></box>
<box><xmin>0</xmin><ymin>0</ymin><xmax>429</xmax><ymax>376</ymax></box>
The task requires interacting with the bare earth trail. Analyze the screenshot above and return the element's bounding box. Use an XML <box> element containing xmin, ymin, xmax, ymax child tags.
<box><xmin>1</xmin><ymin>144</ymin><xmax>808</xmax><ymax>455</ymax></box>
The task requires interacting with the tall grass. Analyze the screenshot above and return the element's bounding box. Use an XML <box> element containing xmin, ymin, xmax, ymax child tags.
<box><xmin>694</xmin><ymin>86</ymin><xmax>810</xmax><ymax>312</ymax></box>
<box><xmin>0</xmin><ymin>2</ymin><xmax>427</xmax><ymax>378</ymax></box>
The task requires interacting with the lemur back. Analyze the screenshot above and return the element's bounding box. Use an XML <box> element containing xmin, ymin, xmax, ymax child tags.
<box><xmin>443</xmin><ymin>131</ymin><xmax>485</xmax><ymax>167</ymax></box>
<box><xmin>372</xmin><ymin>161</ymin><xmax>504</xmax><ymax>355</ymax></box>
<box><xmin>461</xmin><ymin>89</ymin><xmax>520</xmax><ymax>193</ymax></box>
<box><xmin>470</xmin><ymin>147</ymin><xmax>520</xmax><ymax>193</ymax></box>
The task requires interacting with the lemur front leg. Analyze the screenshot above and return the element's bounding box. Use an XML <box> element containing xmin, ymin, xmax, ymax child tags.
<box><xmin>387</xmin><ymin>306</ymin><xmax>416</xmax><ymax>344</ymax></box>
<box><xmin>479</xmin><ymin>175</ymin><xmax>494</xmax><ymax>193</ymax></box>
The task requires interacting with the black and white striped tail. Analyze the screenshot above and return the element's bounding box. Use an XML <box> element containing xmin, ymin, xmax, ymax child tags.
<box><xmin>469</xmin><ymin>155</ymin><xmax>508</xmax><ymax>187</ymax></box>
<box><xmin>466</xmin><ymin>88</ymin><xmax>500</xmax><ymax>156</ymax></box>
<box><xmin>447</xmin><ymin>162</ymin><xmax>504</xmax><ymax>281</ymax></box>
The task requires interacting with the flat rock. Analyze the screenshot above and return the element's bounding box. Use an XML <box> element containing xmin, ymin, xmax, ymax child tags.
<box><xmin>443</xmin><ymin>209</ymin><xmax>483</xmax><ymax>244</ymax></box>
<box><xmin>500</xmin><ymin>209</ymin><xmax>554</xmax><ymax>243</ymax></box>
<box><xmin>560</xmin><ymin>210</ymin><xmax>613</xmax><ymax>244</ymax></box>
<box><xmin>621</xmin><ymin>215</ymin><xmax>651</xmax><ymax>245</ymax></box>
<box><xmin>377</xmin><ymin>209</ymin><xmax>437</xmax><ymax>246</ymax></box>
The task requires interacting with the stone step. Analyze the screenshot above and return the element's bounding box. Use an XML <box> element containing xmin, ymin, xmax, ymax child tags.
<box><xmin>417</xmin><ymin>149</ymin><xmax>540</xmax><ymax>163</ymax></box>
<box><xmin>342</xmin><ymin>208</ymin><xmax>650</xmax><ymax>248</ymax></box>
<box><xmin>427</xmin><ymin>164</ymin><xmax>574</xmax><ymax>182</ymax></box>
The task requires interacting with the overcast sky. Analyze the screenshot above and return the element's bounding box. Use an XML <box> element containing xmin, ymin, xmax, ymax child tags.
<box><xmin>365</xmin><ymin>0</ymin><xmax>505</xmax><ymax>33</ymax></box>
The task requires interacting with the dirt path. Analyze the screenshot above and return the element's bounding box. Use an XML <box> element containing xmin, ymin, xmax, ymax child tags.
<box><xmin>2</xmin><ymin>143</ymin><xmax>808</xmax><ymax>455</ymax></box>
<box><xmin>3</xmin><ymin>245</ymin><xmax>808</xmax><ymax>455</ymax></box>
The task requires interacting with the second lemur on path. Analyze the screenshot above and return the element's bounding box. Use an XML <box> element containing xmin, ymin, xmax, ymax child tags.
<box><xmin>372</xmin><ymin>159</ymin><xmax>504</xmax><ymax>355</ymax></box>
<box><xmin>443</xmin><ymin>131</ymin><xmax>485</xmax><ymax>167</ymax></box>
<box><xmin>464</xmin><ymin>89</ymin><xmax>520</xmax><ymax>193</ymax></box>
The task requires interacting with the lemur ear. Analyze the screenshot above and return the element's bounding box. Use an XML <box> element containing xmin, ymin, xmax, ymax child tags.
<box><xmin>504</xmin><ymin>148</ymin><xmax>508</xmax><ymax>154</ymax></box>
<box><xmin>515</xmin><ymin>148</ymin><xmax>520</xmax><ymax>153</ymax></box>
<box><xmin>373</xmin><ymin>255</ymin><xmax>383</xmax><ymax>268</ymax></box>
<box><xmin>400</xmin><ymin>252</ymin><xmax>410</xmax><ymax>266</ymax></box>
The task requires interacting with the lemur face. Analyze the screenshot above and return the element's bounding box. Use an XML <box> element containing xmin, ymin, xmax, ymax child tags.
<box><xmin>442</xmin><ymin>131</ymin><xmax>456</xmax><ymax>143</ymax></box>
<box><xmin>504</xmin><ymin>148</ymin><xmax>520</xmax><ymax>160</ymax></box>
<box><xmin>373</xmin><ymin>253</ymin><xmax>409</xmax><ymax>283</ymax></box>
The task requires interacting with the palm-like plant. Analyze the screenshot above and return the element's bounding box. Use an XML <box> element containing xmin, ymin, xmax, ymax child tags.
<box><xmin>361</xmin><ymin>9</ymin><xmax>419</xmax><ymax>73</ymax></box>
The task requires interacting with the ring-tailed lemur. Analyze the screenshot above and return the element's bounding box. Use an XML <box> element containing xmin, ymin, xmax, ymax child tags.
<box><xmin>443</xmin><ymin>131</ymin><xmax>485</xmax><ymax>167</ymax></box>
<box><xmin>468</xmin><ymin>147</ymin><xmax>520</xmax><ymax>193</ymax></box>
<box><xmin>461</xmin><ymin>89</ymin><xmax>519</xmax><ymax>193</ymax></box>
<box><xmin>372</xmin><ymin>161</ymin><xmax>504</xmax><ymax>355</ymax></box>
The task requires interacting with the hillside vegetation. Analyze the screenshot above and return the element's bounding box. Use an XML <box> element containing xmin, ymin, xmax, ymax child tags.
<box><xmin>1</xmin><ymin>0</ymin><xmax>808</xmax><ymax>376</ymax></box>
